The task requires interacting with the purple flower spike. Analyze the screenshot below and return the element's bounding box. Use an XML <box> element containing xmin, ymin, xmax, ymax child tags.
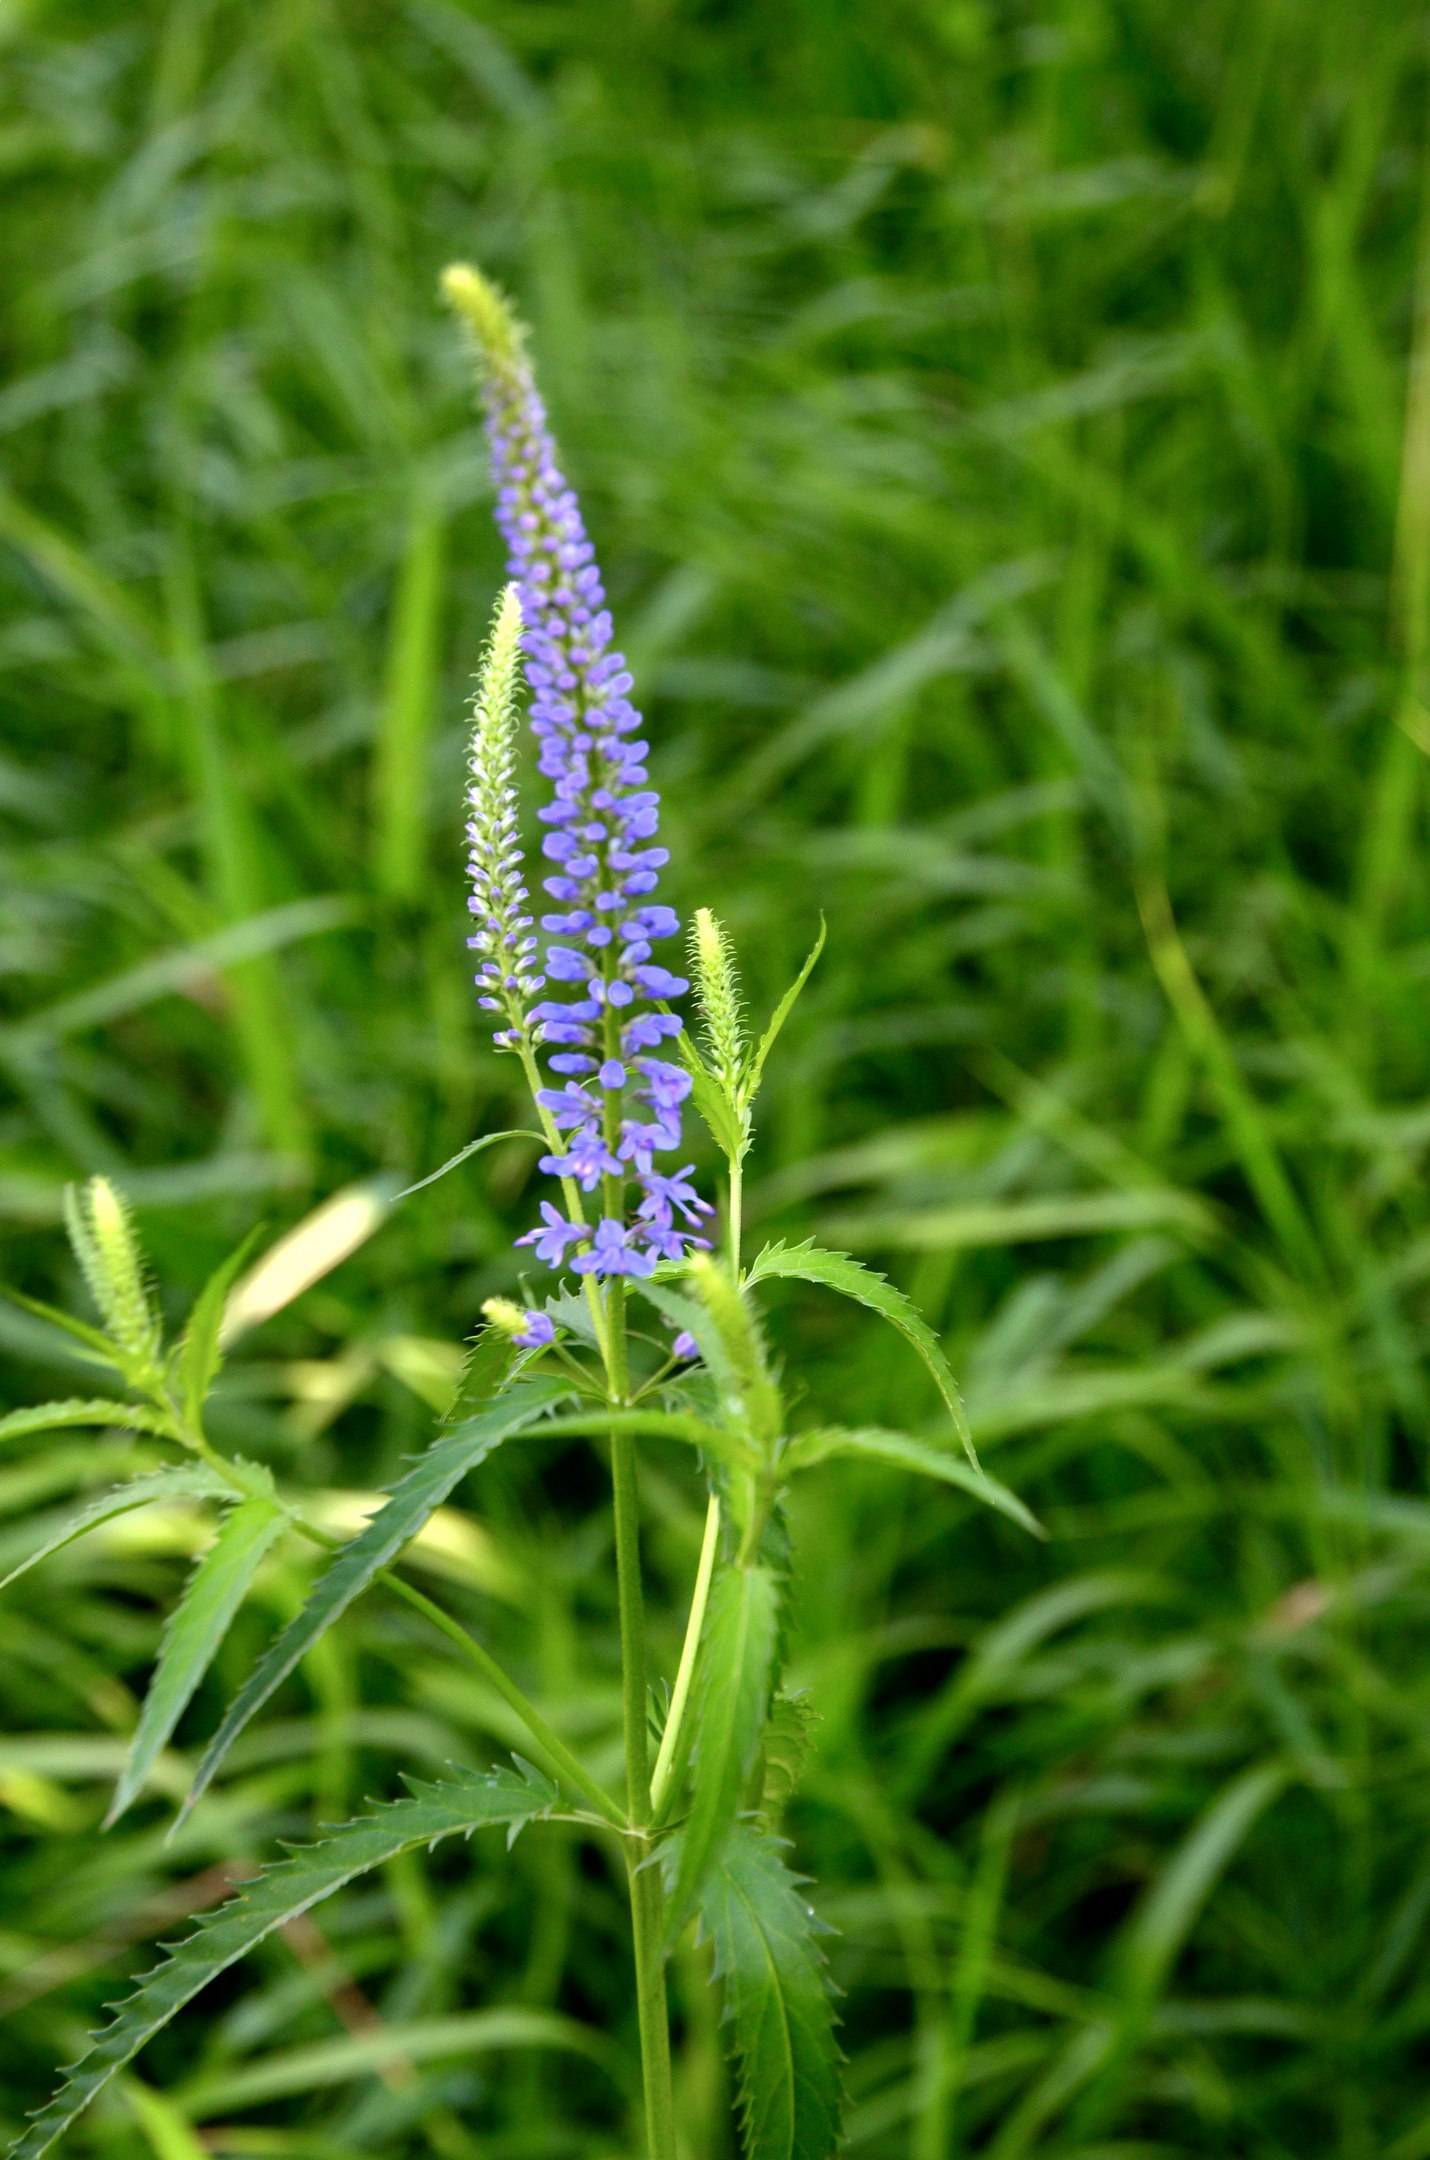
<box><xmin>514</xmin><ymin>1310</ymin><xmax>556</xmax><ymax>1349</ymax></box>
<box><xmin>447</xmin><ymin>264</ymin><xmax>710</xmax><ymax>1283</ymax></box>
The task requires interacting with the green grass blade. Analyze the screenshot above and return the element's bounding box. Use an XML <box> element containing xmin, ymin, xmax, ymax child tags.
<box><xmin>107</xmin><ymin>1493</ymin><xmax>288</xmax><ymax>1826</ymax></box>
<box><xmin>697</xmin><ymin>1823</ymin><xmax>844</xmax><ymax>2160</ymax></box>
<box><xmin>393</xmin><ymin>1127</ymin><xmax>545</xmax><ymax>1203</ymax></box>
<box><xmin>371</xmin><ymin>490</ymin><xmax>446</xmax><ymax>900</ymax></box>
<box><xmin>9</xmin><ymin>1764</ymin><xmax>558</xmax><ymax>2160</ymax></box>
<box><xmin>176</xmin><ymin>1380</ymin><xmax>567</xmax><ymax>1826</ymax></box>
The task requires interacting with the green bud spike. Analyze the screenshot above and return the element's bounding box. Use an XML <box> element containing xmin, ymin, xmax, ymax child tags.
<box><xmin>441</xmin><ymin>262</ymin><xmax>528</xmax><ymax>377</ymax></box>
<box><xmin>689</xmin><ymin>906</ymin><xmax>749</xmax><ymax>1105</ymax></box>
<box><xmin>64</xmin><ymin>1179</ymin><xmax>161</xmax><ymax>1372</ymax></box>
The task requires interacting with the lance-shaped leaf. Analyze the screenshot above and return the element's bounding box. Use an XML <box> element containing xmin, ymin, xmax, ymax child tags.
<box><xmin>784</xmin><ymin>1426</ymin><xmax>1043</xmax><ymax>1538</ymax></box>
<box><xmin>0</xmin><ymin>1398</ymin><xmax>176</xmax><ymax>1447</ymax></box>
<box><xmin>698</xmin><ymin>1824</ymin><xmax>844</xmax><ymax>2160</ymax></box>
<box><xmin>744</xmin><ymin>915</ymin><xmax>825</xmax><ymax>1107</ymax></box>
<box><xmin>394</xmin><ymin>1126</ymin><xmax>545</xmax><ymax>1203</ymax></box>
<box><xmin>175</xmin><ymin>1227</ymin><xmax>264</xmax><ymax>1430</ymax></box>
<box><xmin>107</xmin><ymin>1492</ymin><xmax>288</xmax><ymax>1826</ymax></box>
<box><xmin>0</xmin><ymin>1466</ymin><xmax>232</xmax><ymax>1593</ymax></box>
<box><xmin>177</xmin><ymin>1379</ymin><xmax>567</xmax><ymax>1827</ymax></box>
<box><xmin>667</xmin><ymin>1562</ymin><xmax>781</xmax><ymax>1939</ymax></box>
<box><xmin>0</xmin><ymin>1287</ymin><xmax>125</xmax><ymax>1371</ymax></box>
<box><xmin>678</xmin><ymin>1039</ymin><xmax>749</xmax><ymax>1167</ymax></box>
<box><xmin>10</xmin><ymin>1762</ymin><xmax>558</xmax><ymax>2160</ymax></box>
<box><xmin>745</xmin><ymin>1239</ymin><xmax>975</xmax><ymax>1464</ymax></box>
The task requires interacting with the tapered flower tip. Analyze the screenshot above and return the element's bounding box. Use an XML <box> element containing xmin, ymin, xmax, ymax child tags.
<box><xmin>442</xmin><ymin>262</ymin><xmax>526</xmax><ymax>368</ymax></box>
<box><xmin>475</xmin><ymin>580</ymin><xmax>524</xmax><ymax>706</ymax></box>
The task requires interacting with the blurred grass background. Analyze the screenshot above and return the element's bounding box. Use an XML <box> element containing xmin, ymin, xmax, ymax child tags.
<box><xmin>3</xmin><ymin>0</ymin><xmax>1430</xmax><ymax>2153</ymax></box>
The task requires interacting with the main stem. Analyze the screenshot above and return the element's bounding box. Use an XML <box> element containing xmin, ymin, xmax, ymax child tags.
<box><xmin>604</xmin><ymin>1285</ymin><xmax>679</xmax><ymax>2160</ymax></box>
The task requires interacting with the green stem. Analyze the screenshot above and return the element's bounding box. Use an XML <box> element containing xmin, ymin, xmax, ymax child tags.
<box><xmin>728</xmin><ymin>1151</ymin><xmax>744</xmax><ymax>1276</ymax></box>
<box><xmin>605</xmin><ymin>1292</ymin><xmax>647</xmax><ymax>1815</ymax></box>
<box><xmin>628</xmin><ymin>1841</ymin><xmax>679</xmax><ymax>2160</ymax></box>
<box><xmin>603</xmin><ymin>1286</ymin><xmax>679</xmax><ymax>2160</ymax></box>
<box><xmin>650</xmin><ymin>1491</ymin><xmax>721</xmax><ymax>1818</ymax></box>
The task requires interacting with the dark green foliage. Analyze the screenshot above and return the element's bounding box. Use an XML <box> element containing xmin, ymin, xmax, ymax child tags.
<box><xmin>698</xmin><ymin>1826</ymin><xmax>843</xmax><ymax>2160</ymax></box>
<box><xmin>10</xmin><ymin>1764</ymin><xmax>559</xmax><ymax>2160</ymax></box>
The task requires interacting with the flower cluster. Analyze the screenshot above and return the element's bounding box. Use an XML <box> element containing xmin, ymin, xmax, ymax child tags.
<box><xmin>465</xmin><ymin>583</ymin><xmax>544</xmax><ymax>1047</ymax></box>
<box><xmin>445</xmin><ymin>265</ymin><xmax>712</xmax><ymax>1280</ymax></box>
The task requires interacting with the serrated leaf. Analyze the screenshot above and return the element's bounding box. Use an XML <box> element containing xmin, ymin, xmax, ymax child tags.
<box><xmin>677</xmin><ymin>1033</ymin><xmax>749</xmax><ymax>1165</ymax></box>
<box><xmin>698</xmin><ymin>1824</ymin><xmax>844</xmax><ymax>2160</ymax></box>
<box><xmin>636</xmin><ymin>1270</ymin><xmax>781</xmax><ymax>1457</ymax></box>
<box><xmin>10</xmin><ymin>1762</ymin><xmax>558</xmax><ymax>2160</ymax></box>
<box><xmin>0</xmin><ymin>1398</ymin><xmax>176</xmax><ymax>1447</ymax></box>
<box><xmin>177</xmin><ymin>1228</ymin><xmax>264</xmax><ymax>1430</ymax></box>
<box><xmin>0</xmin><ymin>1287</ymin><xmax>125</xmax><ymax>1371</ymax></box>
<box><xmin>441</xmin><ymin>1321</ymin><xmax>520</xmax><ymax>1426</ymax></box>
<box><xmin>760</xmin><ymin>1692</ymin><xmax>820</xmax><ymax>1825</ymax></box>
<box><xmin>745</xmin><ymin>1240</ymin><xmax>975</xmax><ymax>1465</ymax></box>
<box><xmin>667</xmin><ymin>1562</ymin><xmax>780</xmax><ymax>1940</ymax></box>
<box><xmin>783</xmin><ymin>1427</ymin><xmax>1042</xmax><ymax>1538</ymax></box>
<box><xmin>0</xmin><ymin>1467</ymin><xmax>233</xmax><ymax>1593</ymax></box>
<box><xmin>177</xmin><ymin>1379</ymin><xmax>567</xmax><ymax>1826</ymax></box>
<box><xmin>394</xmin><ymin>1127</ymin><xmax>545</xmax><ymax>1202</ymax></box>
<box><xmin>744</xmin><ymin>916</ymin><xmax>825</xmax><ymax>1108</ymax></box>
<box><xmin>634</xmin><ymin>1279</ymin><xmax>741</xmax><ymax>1412</ymax></box>
<box><xmin>107</xmin><ymin>1492</ymin><xmax>287</xmax><ymax>1826</ymax></box>
<box><xmin>540</xmin><ymin>1406</ymin><xmax>756</xmax><ymax>1477</ymax></box>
